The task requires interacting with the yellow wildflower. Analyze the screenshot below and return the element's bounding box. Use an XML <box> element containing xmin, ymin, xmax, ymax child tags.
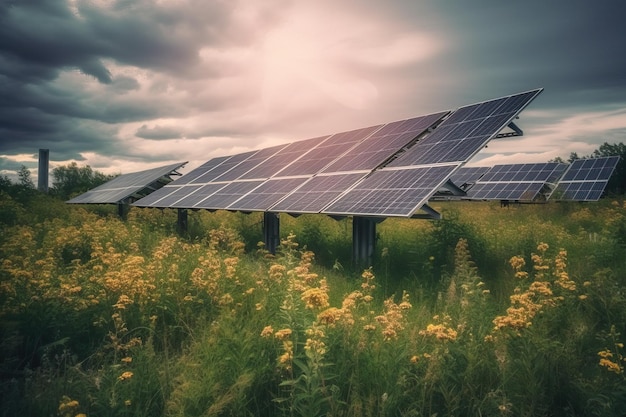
<box><xmin>274</xmin><ymin>328</ymin><xmax>292</xmax><ymax>340</ymax></box>
<box><xmin>260</xmin><ymin>325</ymin><xmax>274</xmax><ymax>338</ymax></box>
<box><xmin>118</xmin><ymin>371</ymin><xmax>134</xmax><ymax>381</ymax></box>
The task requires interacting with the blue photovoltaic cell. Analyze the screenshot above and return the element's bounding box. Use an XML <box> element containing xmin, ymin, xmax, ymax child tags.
<box><xmin>321</xmin><ymin>112</ymin><xmax>448</xmax><ymax>173</ymax></box>
<box><xmin>389</xmin><ymin>89</ymin><xmax>542</xmax><ymax>167</ymax></box>
<box><xmin>323</xmin><ymin>165</ymin><xmax>459</xmax><ymax>217</ymax></box>
<box><xmin>68</xmin><ymin>162</ymin><xmax>186</xmax><ymax>204</ymax></box>
<box><xmin>191</xmin><ymin>151</ymin><xmax>257</xmax><ymax>184</ymax></box>
<box><xmin>553</xmin><ymin>156</ymin><xmax>619</xmax><ymax>201</ymax></box>
<box><xmin>276</xmin><ymin>125</ymin><xmax>382</xmax><ymax>177</ymax></box>
<box><xmin>270</xmin><ymin>173</ymin><xmax>368</xmax><ymax>213</ymax></box>
<box><xmin>227</xmin><ymin>177</ymin><xmax>309</xmax><ymax>211</ymax></box>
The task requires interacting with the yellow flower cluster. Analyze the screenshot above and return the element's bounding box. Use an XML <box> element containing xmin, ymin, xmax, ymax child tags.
<box><xmin>598</xmin><ymin>349</ymin><xmax>624</xmax><ymax>374</ymax></box>
<box><xmin>492</xmin><ymin>243</ymin><xmax>578</xmax><ymax>336</ymax></box>
<box><xmin>375</xmin><ymin>292</ymin><xmax>412</xmax><ymax>341</ymax></box>
<box><xmin>419</xmin><ymin>314</ymin><xmax>458</xmax><ymax>342</ymax></box>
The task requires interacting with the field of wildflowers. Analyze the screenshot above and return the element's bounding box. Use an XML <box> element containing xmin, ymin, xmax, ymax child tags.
<box><xmin>1</xmin><ymin>191</ymin><xmax>626</xmax><ymax>416</ymax></box>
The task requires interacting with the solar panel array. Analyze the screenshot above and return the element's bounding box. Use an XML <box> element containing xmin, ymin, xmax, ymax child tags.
<box><xmin>466</xmin><ymin>163</ymin><xmax>567</xmax><ymax>201</ymax></box>
<box><xmin>133</xmin><ymin>89</ymin><xmax>544</xmax><ymax>217</ymax></box>
<box><xmin>67</xmin><ymin>162</ymin><xmax>186</xmax><ymax>204</ymax></box>
<box><xmin>552</xmin><ymin>156</ymin><xmax>620</xmax><ymax>201</ymax></box>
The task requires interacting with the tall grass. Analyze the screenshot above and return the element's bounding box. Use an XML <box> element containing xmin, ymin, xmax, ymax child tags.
<box><xmin>1</xmin><ymin>194</ymin><xmax>626</xmax><ymax>416</ymax></box>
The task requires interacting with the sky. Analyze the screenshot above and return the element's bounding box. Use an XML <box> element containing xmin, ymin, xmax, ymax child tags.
<box><xmin>2</xmin><ymin>0</ymin><xmax>626</xmax><ymax>183</ymax></box>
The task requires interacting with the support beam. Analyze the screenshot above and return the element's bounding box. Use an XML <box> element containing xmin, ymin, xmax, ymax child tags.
<box><xmin>263</xmin><ymin>212</ymin><xmax>280</xmax><ymax>254</ymax></box>
<box><xmin>177</xmin><ymin>208</ymin><xmax>188</xmax><ymax>234</ymax></box>
<box><xmin>352</xmin><ymin>216</ymin><xmax>378</xmax><ymax>267</ymax></box>
<box><xmin>117</xmin><ymin>203</ymin><xmax>128</xmax><ymax>219</ymax></box>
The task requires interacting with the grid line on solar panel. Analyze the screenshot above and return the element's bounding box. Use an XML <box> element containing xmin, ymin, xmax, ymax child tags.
<box><xmin>389</xmin><ymin>89</ymin><xmax>542</xmax><ymax>167</ymax></box>
<box><xmin>68</xmin><ymin>162</ymin><xmax>186</xmax><ymax>204</ymax></box>
<box><xmin>270</xmin><ymin>172</ymin><xmax>368</xmax><ymax>213</ymax></box>
<box><xmin>322</xmin><ymin>165</ymin><xmax>459</xmax><ymax>217</ymax></box>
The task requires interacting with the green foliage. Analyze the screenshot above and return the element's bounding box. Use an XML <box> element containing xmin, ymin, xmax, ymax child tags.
<box><xmin>51</xmin><ymin>161</ymin><xmax>116</xmax><ymax>200</ymax></box>
<box><xmin>2</xmin><ymin>194</ymin><xmax>626</xmax><ymax>416</ymax></box>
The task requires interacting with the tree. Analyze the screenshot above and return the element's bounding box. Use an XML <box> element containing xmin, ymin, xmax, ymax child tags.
<box><xmin>51</xmin><ymin>162</ymin><xmax>116</xmax><ymax>200</ymax></box>
<box><xmin>17</xmin><ymin>165</ymin><xmax>35</xmax><ymax>189</ymax></box>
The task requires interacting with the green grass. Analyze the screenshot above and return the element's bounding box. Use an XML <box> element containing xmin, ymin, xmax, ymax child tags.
<box><xmin>1</xmin><ymin>194</ymin><xmax>626</xmax><ymax>416</ymax></box>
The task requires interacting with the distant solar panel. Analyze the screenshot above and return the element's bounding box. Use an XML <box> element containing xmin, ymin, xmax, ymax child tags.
<box><xmin>192</xmin><ymin>180</ymin><xmax>264</xmax><ymax>209</ymax></box>
<box><xmin>466</xmin><ymin>163</ymin><xmax>567</xmax><ymax>201</ymax></box>
<box><xmin>213</xmin><ymin>144</ymin><xmax>288</xmax><ymax>181</ymax></box>
<box><xmin>172</xmin><ymin>156</ymin><xmax>230</xmax><ymax>185</ymax></box>
<box><xmin>132</xmin><ymin>184</ymin><xmax>203</xmax><ymax>207</ymax></box>
<box><xmin>552</xmin><ymin>156</ymin><xmax>619</xmax><ymax>201</ymax></box>
<box><xmin>67</xmin><ymin>162</ymin><xmax>186</xmax><ymax>204</ymax></box>
<box><xmin>389</xmin><ymin>89</ymin><xmax>542</xmax><ymax>167</ymax></box>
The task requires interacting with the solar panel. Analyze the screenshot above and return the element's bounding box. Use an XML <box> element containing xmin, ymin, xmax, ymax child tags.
<box><xmin>323</xmin><ymin>165</ymin><xmax>459</xmax><ymax>217</ymax></box>
<box><xmin>191</xmin><ymin>180</ymin><xmax>264</xmax><ymax>209</ymax></box>
<box><xmin>132</xmin><ymin>89</ymin><xmax>543</xmax><ymax>218</ymax></box>
<box><xmin>389</xmin><ymin>89</ymin><xmax>542</xmax><ymax>167</ymax></box>
<box><xmin>552</xmin><ymin>156</ymin><xmax>619</xmax><ymax>201</ymax></box>
<box><xmin>169</xmin><ymin>156</ymin><xmax>230</xmax><ymax>185</ymax></box>
<box><xmin>321</xmin><ymin>112</ymin><xmax>448</xmax><ymax>173</ymax></box>
<box><xmin>67</xmin><ymin>162</ymin><xmax>186</xmax><ymax>204</ymax></box>
<box><xmin>275</xmin><ymin>125</ymin><xmax>382</xmax><ymax>177</ymax></box>
<box><xmin>270</xmin><ymin>172</ymin><xmax>368</xmax><ymax>214</ymax></box>
<box><xmin>466</xmin><ymin>163</ymin><xmax>567</xmax><ymax>201</ymax></box>
<box><xmin>227</xmin><ymin>177</ymin><xmax>309</xmax><ymax>211</ymax></box>
<box><xmin>132</xmin><ymin>184</ymin><xmax>203</xmax><ymax>207</ymax></box>
<box><xmin>449</xmin><ymin>166</ymin><xmax>489</xmax><ymax>188</ymax></box>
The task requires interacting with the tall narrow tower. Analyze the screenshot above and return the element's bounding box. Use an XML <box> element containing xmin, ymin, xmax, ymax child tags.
<box><xmin>38</xmin><ymin>149</ymin><xmax>49</xmax><ymax>193</ymax></box>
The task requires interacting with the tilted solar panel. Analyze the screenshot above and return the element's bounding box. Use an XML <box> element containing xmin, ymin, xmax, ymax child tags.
<box><xmin>192</xmin><ymin>180</ymin><xmax>264</xmax><ymax>209</ymax></box>
<box><xmin>552</xmin><ymin>156</ymin><xmax>619</xmax><ymax>201</ymax></box>
<box><xmin>67</xmin><ymin>162</ymin><xmax>186</xmax><ymax>204</ymax></box>
<box><xmin>466</xmin><ymin>163</ymin><xmax>567</xmax><ymax>201</ymax></box>
<box><xmin>389</xmin><ymin>89</ymin><xmax>542</xmax><ymax>167</ymax></box>
<box><xmin>275</xmin><ymin>125</ymin><xmax>382</xmax><ymax>177</ymax></box>
<box><xmin>321</xmin><ymin>111</ymin><xmax>448</xmax><ymax>173</ymax></box>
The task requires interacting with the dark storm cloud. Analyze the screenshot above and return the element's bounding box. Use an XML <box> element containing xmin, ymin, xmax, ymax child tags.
<box><xmin>432</xmin><ymin>1</ymin><xmax>626</xmax><ymax>109</ymax></box>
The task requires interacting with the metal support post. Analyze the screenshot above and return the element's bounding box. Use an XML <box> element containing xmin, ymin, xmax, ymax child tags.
<box><xmin>264</xmin><ymin>212</ymin><xmax>280</xmax><ymax>254</ymax></box>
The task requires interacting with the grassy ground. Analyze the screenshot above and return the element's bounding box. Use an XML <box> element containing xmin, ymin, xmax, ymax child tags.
<box><xmin>1</xmin><ymin>192</ymin><xmax>626</xmax><ymax>416</ymax></box>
